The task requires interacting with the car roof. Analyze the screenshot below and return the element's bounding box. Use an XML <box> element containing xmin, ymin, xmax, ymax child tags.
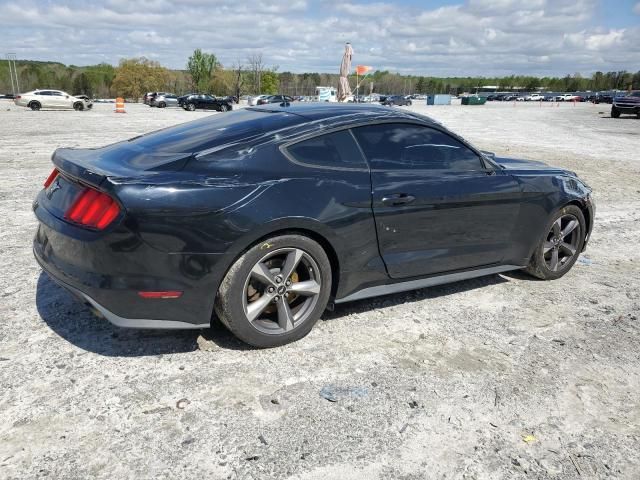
<box><xmin>247</xmin><ymin>103</ymin><xmax>436</xmax><ymax>126</ymax></box>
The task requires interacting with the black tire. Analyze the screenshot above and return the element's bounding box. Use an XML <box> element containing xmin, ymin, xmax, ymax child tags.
<box><xmin>29</xmin><ymin>101</ymin><xmax>41</xmax><ymax>111</ymax></box>
<box><xmin>186</xmin><ymin>103</ymin><xmax>196</xmax><ymax>111</ymax></box>
<box><xmin>73</xmin><ymin>102</ymin><xmax>84</xmax><ymax>111</ymax></box>
<box><xmin>158</xmin><ymin>102</ymin><xmax>166</xmax><ymax>108</ymax></box>
<box><xmin>525</xmin><ymin>205</ymin><xmax>586</xmax><ymax>280</ymax></box>
<box><xmin>611</xmin><ymin>106</ymin><xmax>620</xmax><ymax>118</ymax></box>
<box><xmin>219</xmin><ymin>104</ymin><xmax>228</xmax><ymax>112</ymax></box>
<box><xmin>407</xmin><ymin>100</ymin><xmax>412</xmax><ymax>106</ymax></box>
<box><xmin>215</xmin><ymin>234</ymin><xmax>332</xmax><ymax>348</ymax></box>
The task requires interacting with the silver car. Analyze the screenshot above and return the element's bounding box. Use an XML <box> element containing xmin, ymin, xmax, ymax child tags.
<box><xmin>150</xmin><ymin>93</ymin><xmax>179</xmax><ymax>108</ymax></box>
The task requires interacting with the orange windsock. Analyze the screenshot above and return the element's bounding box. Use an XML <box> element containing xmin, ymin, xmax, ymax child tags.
<box><xmin>355</xmin><ymin>65</ymin><xmax>372</xmax><ymax>75</ymax></box>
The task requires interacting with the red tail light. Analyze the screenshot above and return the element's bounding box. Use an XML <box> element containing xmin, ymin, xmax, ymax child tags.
<box><xmin>15</xmin><ymin>95</ymin><xmax>21</xmax><ymax>99</ymax></box>
<box><xmin>138</xmin><ymin>291</ymin><xmax>183</xmax><ymax>299</ymax></box>
<box><xmin>43</xmin><ymin>168</ymin><xmax>59</xmax><ymax>188</ymax></box>
<box><xmin>65</xmin><ymin>187</ymin><xmax>120</xmax><ymax>230</ymax></box>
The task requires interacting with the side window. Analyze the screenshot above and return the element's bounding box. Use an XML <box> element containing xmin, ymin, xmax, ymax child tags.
<box><xmin>352</xmin><ymin>123</ymin><xmax>483</xmax><ymax>171</ymax></box>
<box><xmin>285</xmin><ymin>130</ymin><xmax>367</xmax><ymax>170</ymax></box>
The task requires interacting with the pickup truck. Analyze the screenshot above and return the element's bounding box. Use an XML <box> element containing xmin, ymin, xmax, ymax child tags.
<box><xmin>611</xmin><ymin>91</ymin><xmax>640</xmax><ymax>118</ymax></box>
<box><xmin>525</xmin><ymin>93</ymin><xmax>544</xmax><ymax>101</ymax></box>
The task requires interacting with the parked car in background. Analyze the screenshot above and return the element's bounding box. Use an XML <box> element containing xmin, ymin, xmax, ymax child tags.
<box><xmin>611</xmin><ymin>91</ymin><xmax>640</xmax><ymax>118</ymax></box>
<box><xmin>556</xmin><ymin>94</ymin><xmax>580</xmax><ymax>102</ymax></box>
<box><xmin>74</xmin><ymin>95</ymin><xmax>94</xmax><ymax>109</ymax></box>
<box><xmin>181</xmin><ymin>94</ymin><xmax>233</xmax><ymax>112</ymax></box>
<box><xmin>257</xmin><ymin>95</ymin><xmax>294</xmax><ymax>105</ymax></box>
<box><xmin>381</xmin><ymin>95</ymin><xmax>412</xmax><ymax>106</ymax></box>
<box><xmin>33</xmin><ymin>103</ymin><xmax>595</xmax><ymax>347</ymax></box>
<box><xmin>248</xmin><ymin>95</ymin><xmax>269</xmax><ymax>106</ymax></box>
<box><xmin>14</xmin><ymin>89</ymin><xmax>92</xmax><ymax>111</ymax></box>
<box><xmin>145</xmin><ymin>92</ymin><xmax>170</xmax><ymax>106</ymax></box>
<box><xmin>150</xmin><ymin>93</ymin><xmax>179</xmax><ymax>108</ymax></box>
<box><xmin>525</xmin><ymin>93</ymin><xmax>544</xmax><ymax>101</ymax></box>
<box><xmin>594</xmin><ymin>93</ymin><xmax>615</xmax><ymax>104</ymax></box>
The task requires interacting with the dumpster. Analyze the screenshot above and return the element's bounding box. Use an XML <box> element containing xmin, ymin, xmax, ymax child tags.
<box><xmin>461</xmin><ymin>95</ymin><xmax>487</xmax><ymax>105</ymax></box>
<box><xmin>426</xmin><ymin>94</ymin><xmax>452</xmax><ymax>105</ymax></box>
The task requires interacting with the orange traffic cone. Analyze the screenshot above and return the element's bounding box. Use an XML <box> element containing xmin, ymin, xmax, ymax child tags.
<box><xmin>115</xmin><ymin>97</ymin><xmax>126</xmax><ymax>113</ymax></box>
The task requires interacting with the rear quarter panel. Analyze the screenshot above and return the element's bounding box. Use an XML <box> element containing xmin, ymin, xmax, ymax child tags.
<box><xmin>114</xmin><ymin>143</ymin><xmax>382</xmax><ymax>300</ymax></box>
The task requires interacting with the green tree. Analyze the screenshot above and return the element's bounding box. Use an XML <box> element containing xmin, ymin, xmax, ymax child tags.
<box><xmin>111</xmin><ymin>57</ymin><xmax>169</xmax><ymax>101</ymax></box>
<box><xmin>187</xmin><ymin>49</ymin><xmax>218</xmax><ymax>92</ymax></box>
<box><xmin>261</xmin><ymin>70</ymin><xmax>279</xmax><ymax>94</ymax></box>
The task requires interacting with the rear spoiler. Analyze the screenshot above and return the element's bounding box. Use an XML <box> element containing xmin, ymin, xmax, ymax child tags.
<box><xmin>52</xmin><ymin>147</ymin><xmax>192</xmax><ymax>188</ymax></box>
<box><xmin>52</xmin><ymin>149</ymin><xmax>107</xmax><ymax>187</ymax></box>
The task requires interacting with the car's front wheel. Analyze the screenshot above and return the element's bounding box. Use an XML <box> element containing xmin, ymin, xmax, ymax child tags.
<box><xmin>219</xmin><ymin>104</ymin><xmax>228</xmax><ymax>112</ymax></box>
<box><xmin>525</xmin><ymin>205</ymin><xmax>586</xmax><ymax>280</ymax></box>
<box><xmin>73</xmin><ymin>102</ymin><xmax>84</xmax><ymax>111</ymax></box>
<box><xmin>611</xmin><ymin>106</ymin><xmax>620</xmax><ymax>118</ymax></box>
<box><xmin>215</xmin><ymin>234</ymin><xmax>332</xmax><ymax>347</ymax></box>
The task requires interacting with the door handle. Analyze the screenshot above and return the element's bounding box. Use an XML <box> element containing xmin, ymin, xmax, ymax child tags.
<box><xmin>381</xmin><ymin>193</ymin><xmax>415</xmax><ymax>206</ymax></box>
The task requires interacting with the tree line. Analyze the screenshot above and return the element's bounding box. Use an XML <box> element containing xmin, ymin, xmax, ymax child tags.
<box><xmin>1</xmin><ymin>52</ymin><xmax>639</xmax><ymax>101</ymax></box>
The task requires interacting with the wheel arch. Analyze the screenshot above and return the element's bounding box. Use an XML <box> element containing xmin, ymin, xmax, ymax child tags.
<box><xmin>207</xmin><ymin>219</ymin><xmax>343</xmax><ymax>323</ymax></box>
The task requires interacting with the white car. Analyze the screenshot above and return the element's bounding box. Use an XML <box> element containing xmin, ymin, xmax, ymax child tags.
<box><xmin>525</xmin><ymin>93</ymin><xmax>544</xmax><ymax>101</ymax></box>
<box><xmin>556</xmin><ymin>94</ymin><xmax>580</xmax><ymax>102</ymax></box>
<box><xmin>248</xmin><ymin>95</ymin><xmax>269</xmax><ymax>106</ymax></box>
<box><xmin>13</xmin><ymin>89</ymin><xmax>92</xmax><ymax>111</ymax></box>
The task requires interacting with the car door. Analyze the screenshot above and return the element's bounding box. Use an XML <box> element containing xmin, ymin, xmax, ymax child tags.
<box><xmin>51</xmin><ymin>91</ymin><xmax>71</xmax><ymax>108</ymax></box>
<box><xmin>203</xmin><ymin>95</ymin><xmax>216</xmax><ymax>110</ymax></box>
<box><xmin>351</xmin><ymin>122</ymin><xmax>523</xmax><ymax>279</ymax></box>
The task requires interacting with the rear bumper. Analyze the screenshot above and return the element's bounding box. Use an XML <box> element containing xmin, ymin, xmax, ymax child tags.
<box><xmin>35</xmin><ymin>245</ymin><xmax>209</xmax><ymax>330</ymax></box>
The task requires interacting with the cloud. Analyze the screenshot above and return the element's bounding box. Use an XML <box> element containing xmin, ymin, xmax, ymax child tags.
<box><xmin>0</xmin><ymin>0</ymin><xmax>638</xmax><ymax>76</ymax></box>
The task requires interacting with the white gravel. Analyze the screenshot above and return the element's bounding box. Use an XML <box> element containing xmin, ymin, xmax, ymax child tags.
<box><xmin>0</xmin><ymin>100</ymin><xmax>638</xmax><ymax>480</ymax></box>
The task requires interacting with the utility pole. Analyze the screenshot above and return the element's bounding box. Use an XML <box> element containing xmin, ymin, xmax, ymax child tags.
<box><xmin>6</xmin><ymin>53</ymin><xmax>20</xmax><ymax>95</ymax></box>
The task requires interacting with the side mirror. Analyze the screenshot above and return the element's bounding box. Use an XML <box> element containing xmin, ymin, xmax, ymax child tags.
<box><xmin>65</xmin><ymin>95</ymin><xmax>69</xmax><ymax>98</ymax></box>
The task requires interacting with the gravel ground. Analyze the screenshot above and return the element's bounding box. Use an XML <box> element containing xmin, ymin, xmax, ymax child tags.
<box><xmin>0</xmin><ymin>100</ymin><xmax>638</xmax><ymax>479</ymax></box>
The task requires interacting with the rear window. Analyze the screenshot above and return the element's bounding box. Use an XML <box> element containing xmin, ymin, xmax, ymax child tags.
<box><xmin>284</xmin><ymin>130</ymin><xmax>367</xmax><ymax>170</ymax></box>
<box><xmin>129</xmin><ymin>108</ymin><xmax>302</xmax><ymax>155</ymax></box>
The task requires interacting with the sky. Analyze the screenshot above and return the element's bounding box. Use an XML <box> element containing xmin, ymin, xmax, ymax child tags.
<box><xmin>1</xmin><ymin>0</ymin><xmax>639</xmax><ymax>77</ymax></box>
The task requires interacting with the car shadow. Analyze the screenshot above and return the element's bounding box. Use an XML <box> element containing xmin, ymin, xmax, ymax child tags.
<box><xmin>36</xmin><ymin>272</ymin><xmax>252</xmax><ymax>357</ymax></box>
<box><xmin>324</xmin><ymin>273</ymin><xmax>510</xmax><ymax>321</ymax></box>
<box><xmin>38</xmin><ymin>271</ymin><xmax>515</xmax><ymax>356</ymax></box>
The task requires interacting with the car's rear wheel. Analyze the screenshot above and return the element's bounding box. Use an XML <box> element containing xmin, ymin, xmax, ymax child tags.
<box><xmin>29</xmin><ymin>101</ymin><xmax>41</xmax><ymax>111</ymax></box>
<box><xmin>611</xmin><ymin>106</ymin><xmax>620</xmax><ymax>118</ymax></box>
<box><xmin>215</xmin><ymin>234</ymin><xmax>332</xmax><ymax>347</ymax></box>
<box><xmin>186</xmin><ymin>103</ymin><xmax>196</xmax><ymax>111</ymax></box>
<box><xmin>73</xmin><ymin>102</ymin><xmax>84</xmax><ymax>111</ymax></box>
<box><xmin>525</xmin><ymin>205</ymin><xmax>586</xmax><ymax>280</ymax></box>
<box><xmin>158</xmin><ymin>102</ymin><xmax>166</xmax><ymax>108</ymax></box>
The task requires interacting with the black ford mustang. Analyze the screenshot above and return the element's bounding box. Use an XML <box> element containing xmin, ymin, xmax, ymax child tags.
<box><xmin>33</xmin><ymin>104</ymin><xmax>594</xmax><ymax>347</ymax></box>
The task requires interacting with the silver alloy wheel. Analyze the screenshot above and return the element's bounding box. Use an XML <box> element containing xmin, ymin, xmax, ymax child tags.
<box><xmin>543</xmin><ymin>214</ymin><xmax>581</xmax><ymax>271</ymax></box>
<box><xmin>242</xmin><ymin>247</ymin><xmax>321</xmax><ymax>335</ymax></box>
